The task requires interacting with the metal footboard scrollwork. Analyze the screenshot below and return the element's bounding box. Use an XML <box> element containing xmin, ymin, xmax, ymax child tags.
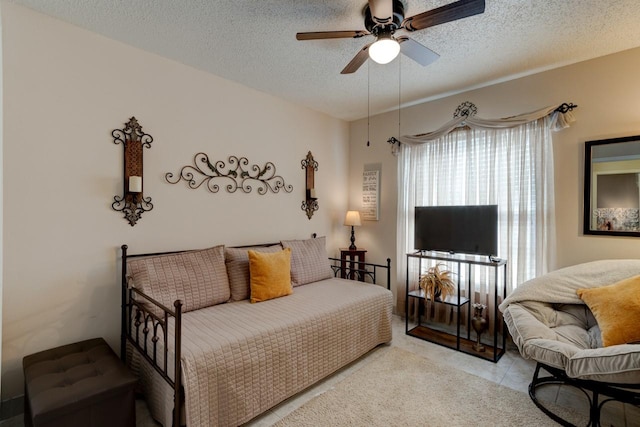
<box><xmin>120</xmin><ymin>245</ymin><xmax>184</xmax><ymax>427</ymax></box>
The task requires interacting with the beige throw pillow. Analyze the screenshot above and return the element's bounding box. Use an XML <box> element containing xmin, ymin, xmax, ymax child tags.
<box><xmin>128</xmin><ymin>245</ymin><xmax>230</xmax><ymax>315</ymax></box>
<box><xmin>281</xmin><ymin>236</ymin><xmax>333</xmax><ymax>286</ymax></box>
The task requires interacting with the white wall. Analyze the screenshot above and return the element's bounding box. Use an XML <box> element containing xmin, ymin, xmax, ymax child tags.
<box><xmin>349</xmin><ymin>47</ymin><xmax>640</xmax><ymax>304</ymax></box>
<box><xmin>1</xmin><ymin>2</ymin><xmax>349</xmax><ymax>398</ymax></box>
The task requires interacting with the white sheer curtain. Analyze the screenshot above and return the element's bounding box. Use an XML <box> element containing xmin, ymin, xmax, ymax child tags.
<box><xmin>397</xmin><ymin>115</ymin><xmax>558</xmax><ymax>315</ymax></box>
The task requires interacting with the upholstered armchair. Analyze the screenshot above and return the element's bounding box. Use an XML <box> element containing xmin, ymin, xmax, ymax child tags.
<box><xmin>499</xmin><ymin>260</ymin><xmax>640</xmax><ymax>426</ymax></box>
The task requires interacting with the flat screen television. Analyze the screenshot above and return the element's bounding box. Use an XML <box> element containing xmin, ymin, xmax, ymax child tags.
<box><xmin>414</xmin><ymin>205</ymin><xmax>498</xmax><ymax>256</ymax></box>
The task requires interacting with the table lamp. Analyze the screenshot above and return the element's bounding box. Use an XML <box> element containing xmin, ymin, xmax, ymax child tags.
<box><xmin>344</xmin><ymin>210</ymin><xmax>362</xmax><ymax>250</ymax></box>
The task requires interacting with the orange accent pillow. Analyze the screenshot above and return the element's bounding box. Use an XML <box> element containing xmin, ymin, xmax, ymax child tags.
<box><xmin>576</xmin><ymin>275</ymin><xmax>640</xmax><ymax>347</ymax></box>
<box><xmin>248</xmin><ymin>248</ymin><xmax>293</xmax><ymax>303</ymax></box>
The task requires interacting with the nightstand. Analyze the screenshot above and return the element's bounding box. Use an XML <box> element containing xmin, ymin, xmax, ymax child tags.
<box><xmin>340</xmin><ymin>248</ymin><xmax>367</xmax><ymax>281</ymax></box>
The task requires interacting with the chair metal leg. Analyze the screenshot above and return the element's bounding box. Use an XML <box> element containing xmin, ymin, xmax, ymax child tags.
<box><xmin>528</xmin><ymin>362</ymin><xmax>640</xmax><ymax>427</ymax></box>
<box><xmin>528</xmin><ymin>363</ymin><xmax>587</xmax><ymax>427</ymax></box>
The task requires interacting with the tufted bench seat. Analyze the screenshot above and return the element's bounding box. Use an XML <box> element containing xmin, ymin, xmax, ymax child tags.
<box><xmin>23</xmin><ymin>337</ymin><xmax>137</xmax><ymax>427</ymax></box>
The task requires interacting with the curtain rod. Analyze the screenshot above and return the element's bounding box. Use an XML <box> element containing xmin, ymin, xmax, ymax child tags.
<box><xmin>387</xmin><ymin>102</ymin><xmax>577</xmax><ymax>150</ymax></box>
<box><xmin>554</xmin><ymin>103</ymin><xmax>577</xmax><ymax>113</ymax></box>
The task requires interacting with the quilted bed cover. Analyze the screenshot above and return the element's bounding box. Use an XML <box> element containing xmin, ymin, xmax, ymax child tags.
<box><xmin>136</xmin><ymin>277</ymin><xmax>393</xmax><ymax>426</ymax></box>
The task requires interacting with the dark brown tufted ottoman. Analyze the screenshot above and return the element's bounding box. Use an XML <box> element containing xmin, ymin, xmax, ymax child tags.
<box><xmin>23</xmin><ymin>337</ymin><xmax>137</xmax><ymax>427</ymax></box>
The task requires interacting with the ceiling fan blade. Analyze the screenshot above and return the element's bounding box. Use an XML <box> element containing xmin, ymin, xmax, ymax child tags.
<box><xmin>403</xmin><ymin>0</ymin><xmax>485</xmax><ymax>32</ymax></box>
<box><xmin>368</xmin><ymin>0</ymin><xmax>394</xmax><ymax>24</ymax></box>
<box><xmin>341</xmin><ymin>44</ymin><xmax>372</xmax><ymax>74</ymax></box>
<box><xmin>296</xmin><ymin>30</ymin><xmax>370</xmax><ymax>40</ymax></box>
<box><xmin>398</xmin><ymin>37</ymin><xmax>440</xmax><ymax>66</ymax></box>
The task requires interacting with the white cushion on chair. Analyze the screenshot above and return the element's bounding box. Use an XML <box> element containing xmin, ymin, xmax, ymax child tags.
<box><xmin>567</xmin><ymin>345</ymin><xmax>640</xmax><ymax>384</ymax></box>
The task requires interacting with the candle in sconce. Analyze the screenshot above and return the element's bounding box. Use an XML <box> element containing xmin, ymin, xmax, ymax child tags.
<box><xmin>309</xmin><ymin>189</ymin><xmax>317</xmax><ymax>199</ymax></box>
<box><xmin>129</xmin><ymin>176</ymin><xmax>142</xmax><ymax>193</ymax></box>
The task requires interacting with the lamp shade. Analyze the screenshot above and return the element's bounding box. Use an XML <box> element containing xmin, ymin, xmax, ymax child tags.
<box><xmin>344</xmin><ymin>210</ymin><xmax>362</xmax><ymax>227</ymax></box>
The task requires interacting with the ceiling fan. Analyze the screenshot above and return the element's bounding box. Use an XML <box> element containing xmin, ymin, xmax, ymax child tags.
<box><xmin>296</xmin><ymin>0</ymin><xmax>485</xmax><ymax>74</ymax></box>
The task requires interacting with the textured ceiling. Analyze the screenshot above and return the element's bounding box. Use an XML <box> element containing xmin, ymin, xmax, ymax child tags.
<box><xmin>8</xmin><ymin>0</ymin><xmax>640</xmax><ymax>121</ymax></box>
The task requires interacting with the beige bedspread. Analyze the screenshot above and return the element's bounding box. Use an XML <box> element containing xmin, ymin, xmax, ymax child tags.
<box><xmin>136</xmin><ymin>277</ymin><xmax>393</xmax><ymax>426</ymax></box>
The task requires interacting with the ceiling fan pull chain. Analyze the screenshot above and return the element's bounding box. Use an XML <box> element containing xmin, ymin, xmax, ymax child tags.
<box><xmin>367</xmin><ymin>60</ymin><xmax>371</xmax><ymax>147</ymax></box>
<box><xmin>391</xmin><ymin>54</ymin><xmax>402</xmax><ymax>156</ymax></box>
<box><xmin>398</xmin><ymin>53</ymin><xmax>401</xmax><ymax>138</ymax></box>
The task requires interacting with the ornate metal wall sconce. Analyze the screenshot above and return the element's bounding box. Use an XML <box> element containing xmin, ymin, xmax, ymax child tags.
<box><xmin>112</xmin><ymin>117</ymin><xmax>153</xmax><ymax>226</ymax></box>
<box><xmin>301</xmin><ymin>151</ymin><xmax>318</xmax><ymax>220</ymax></box>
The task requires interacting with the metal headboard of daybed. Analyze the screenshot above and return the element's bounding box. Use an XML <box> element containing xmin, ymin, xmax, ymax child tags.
<box><xmin>120</xmin><ymin>243</ymin><xmax>391</xmax><ymax>427</ymax></box>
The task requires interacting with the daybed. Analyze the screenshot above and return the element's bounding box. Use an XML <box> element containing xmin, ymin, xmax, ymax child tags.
<box><xmin>499</xmin><ymin>259</ymin><xmax>640</xmax><ymax>426</ymax></box>
<box><xmin>120</xmin><ymin>237</ymin><xmax>393</xmax><ymax>426</ymax></box>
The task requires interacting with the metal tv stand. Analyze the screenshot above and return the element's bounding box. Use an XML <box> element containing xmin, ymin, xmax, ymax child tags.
<box><xmin>405</xmin><ymin>250</ymin><xmax>507</xmax><ymax>362</ymax></box>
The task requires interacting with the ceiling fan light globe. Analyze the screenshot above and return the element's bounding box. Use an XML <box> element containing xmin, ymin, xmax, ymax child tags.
<box><xmin>369</xmin><ymin>38</ymin><xmax>400</xmax><ymax>64</ymax></box>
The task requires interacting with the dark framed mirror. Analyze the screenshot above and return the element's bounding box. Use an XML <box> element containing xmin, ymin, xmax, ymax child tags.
<box><xmin>584</xmin><ymin>135</ymin><xmax>640</xmax><ymax>236</ymax></box>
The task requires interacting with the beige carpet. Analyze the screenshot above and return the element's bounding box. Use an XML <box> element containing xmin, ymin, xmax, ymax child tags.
<box><xmin>276</xmin><ymin>347</ymin><xmax>587</xmax><ymax>426</ymax></box>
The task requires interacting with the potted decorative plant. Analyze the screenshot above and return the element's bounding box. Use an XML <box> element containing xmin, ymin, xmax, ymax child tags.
<box><xmin>419</xmin><ymin>263</ymin><xmax>455</xmax><ymax>301</ymax></box>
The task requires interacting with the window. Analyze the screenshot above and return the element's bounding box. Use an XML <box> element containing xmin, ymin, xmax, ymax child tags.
<box><xmin>397</xmin><ymin>116</ymin><xmax>556</xmax><ymax>307</ymax></box>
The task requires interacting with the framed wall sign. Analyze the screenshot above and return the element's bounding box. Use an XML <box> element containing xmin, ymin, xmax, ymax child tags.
<box><xmin>362</xmin><ymin>164</ymin><xmax>380</xmax><ymax>221</ymax></box>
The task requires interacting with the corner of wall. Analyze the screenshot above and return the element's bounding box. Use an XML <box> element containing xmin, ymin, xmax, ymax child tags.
<box><xmin>0</xmin><ymin>0</ymin><xmax>5</xmax><ymax>401</ymax></box>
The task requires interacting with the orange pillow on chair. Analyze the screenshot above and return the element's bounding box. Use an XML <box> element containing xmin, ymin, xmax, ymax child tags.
<box><xmin>576</xmin><ymin>275</ymin><xmax>640</xmax><ymax>347</ymax></box>
<box><xmin>248</xmin><ymin>248</ymin><xmax>293</xmax><ymax>303</ymax></box>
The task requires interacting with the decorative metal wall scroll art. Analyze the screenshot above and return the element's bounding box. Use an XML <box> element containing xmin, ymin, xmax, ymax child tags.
<box><xmin>166</xmin><ymin>153</ymin><xmax>293</xmax><ymax>195</ymax></box>
<box><xmin>301</xmin><ymin>151</ymin><xmax>319</xmax><ymax>219</ymax></box>
<box><xmin>453</xmin><ymin>101</ymin><xmax>478</xmax><ymax>118</ymax></box>
<box><xmin>112</xmin><ymin>117</ymin><xmax>153</xmax><ymax>226</ymax></box>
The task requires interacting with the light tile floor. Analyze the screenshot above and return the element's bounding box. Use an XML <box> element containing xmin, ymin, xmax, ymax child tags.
<box><xmin>3</xmin><ymin>315</ymin><xmax>638</xmax><ymax>426</ymax></box>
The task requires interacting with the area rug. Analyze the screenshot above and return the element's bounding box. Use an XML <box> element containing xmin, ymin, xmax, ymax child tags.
<box><xmin>275</xmin><ymin>347</ymin><xmax>587</xmax><ymax>426</ymax></box>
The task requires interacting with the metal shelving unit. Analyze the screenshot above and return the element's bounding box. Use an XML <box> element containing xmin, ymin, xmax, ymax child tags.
<box><xmin>405</xmin><ymin>251</ymin><xmax>507</xmax><ymax>362</ymax></box>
